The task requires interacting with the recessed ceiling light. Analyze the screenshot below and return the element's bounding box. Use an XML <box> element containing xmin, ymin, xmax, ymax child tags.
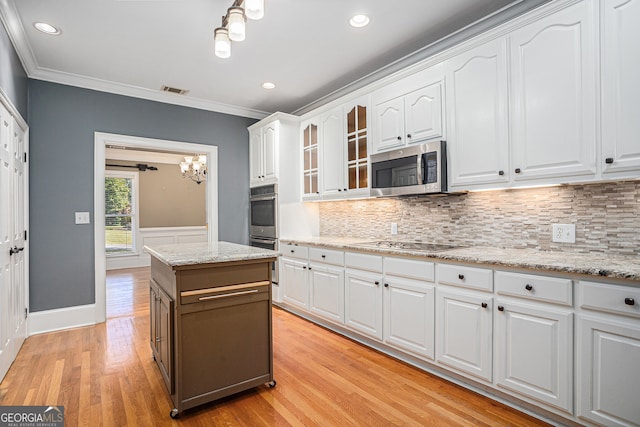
<box><xmin>349</xmin><ymin>14</ymin><xmax>370</xmax><ymax>28</ymax></box>
<box><xmin>262</xmin><ymin>82</ymin><xmax>276</xmax><ymax>90</ymax></box>
<box><xmin>33</xmin><ymin>22</ymin><xmax>61</xmax><ymax>35</ymax></box>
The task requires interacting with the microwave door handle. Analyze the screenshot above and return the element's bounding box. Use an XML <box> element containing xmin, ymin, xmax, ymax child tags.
<box><xmin>250</xmin><ymin>195</ymin><xmax>276</xmax><ymax>202</ymax></box>
<box><xmin>420</xmin><ymin>154</ymin><xmax>426</xmax><ymax>184</ymax></box>
<box><xmin>250</xmin><ymin>237</ymin><xmax>276</xmax><ymax>245</ymax></box>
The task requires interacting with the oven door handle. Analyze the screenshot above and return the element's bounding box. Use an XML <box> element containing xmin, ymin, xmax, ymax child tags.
<box><xmin>250</xmin><ymin>195</ymin><xmax>276</xmax><ymax>202</ymax></box>
<box><xmin>250</xmin><ymin>237</ymin><xmax>276</xmax><ymax>245</ymax></box>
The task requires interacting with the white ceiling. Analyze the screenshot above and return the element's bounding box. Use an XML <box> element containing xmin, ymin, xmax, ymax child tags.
<box><xmin>1</xmin><ymin>0</ymin><xmax>536</xmax><ymax>119</ymax></box>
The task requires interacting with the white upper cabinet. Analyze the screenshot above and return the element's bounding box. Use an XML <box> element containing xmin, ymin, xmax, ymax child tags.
<box><xmin>249</xmin><ymin>128</ymin><xmax>264</xmax><ymax>185</ymax></box>
<box><xmin>249</xmin><ymin>122</ymin><xmax>278</xmax><ymax>185</ymax></box>
<box><xmin>601</xmin><ymin>0</ymin><xmax>640</xmax><ymax>176</ymax></box>
<box><xmin>301</xmin><ymin>118</ymin><xmax>320</xmax><ymax>200</ymax></box>
<box><xmin>320</xmin><ymin>108</ymin><xmax>345</xmax><ymax>198</ymax></box>
<box><xmin>509</xmin><ymin>0</ymin><xmax>597</xmax><ymax>182</ymax></box>
<box><xmin>372</xmin><ymin>63</ymin><xmax>445</xmax><ymax>154</ymax></box>
<box><xmin>447</xmin><ymin>38</ymin><xmax>510</xmax><ymax>188</ymax></box>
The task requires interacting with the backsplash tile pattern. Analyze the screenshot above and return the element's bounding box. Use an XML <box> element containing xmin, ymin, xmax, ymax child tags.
<box><xmin>318</xmin><ymin>181</ymin><xmax>640</xmax><ymax>255</ymax></box>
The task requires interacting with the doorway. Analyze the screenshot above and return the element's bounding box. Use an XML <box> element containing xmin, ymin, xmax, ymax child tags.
<box><xmin>94</xmin><ymin>132</ymin><xmax>218</xmax><ymax>324</ymax></box>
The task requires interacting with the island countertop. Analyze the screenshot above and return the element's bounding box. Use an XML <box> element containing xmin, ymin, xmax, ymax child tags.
<box><xmin>144</xmin><ymin>241</ymin><xmax>279</xmax><ymax>267</ymax></box>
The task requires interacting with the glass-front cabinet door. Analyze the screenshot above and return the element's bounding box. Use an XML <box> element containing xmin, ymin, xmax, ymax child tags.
<box><xmin>302</xmin><ymin>121</ymin><xmax>319</xmax><ymax>198</ymax></box>
<box><xmin>346</xmin><ymin>102</ymin><xmax>369</xmax><ymax>193</ymax></box>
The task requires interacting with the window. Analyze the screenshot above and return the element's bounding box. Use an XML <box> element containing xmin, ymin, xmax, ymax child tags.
<box><xmin>105</xmin><ymin>171</ymin><xmax>138</xmax><ymax>255</ymax></box>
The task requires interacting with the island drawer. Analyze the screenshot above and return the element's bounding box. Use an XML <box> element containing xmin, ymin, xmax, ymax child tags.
<box><xmin>180</xmin><ymin>280</ymin><xmax>270</xmax><ymax>305</ymax></box>
<box><xmin>578</xmin><ymin>281</ymin><xmax>640</xmax><ymax>319</ymax></box>
<box><xmin>437</xmin><ymin>264</ymin><xmax>493</xmax><ymax>292</ymax></box>
<box><xmin>495</xmin><ymin>271</ymin><xmax>572</xmax><ymax>306</ymax></box>
<box><xmin>309</xmin><ymin>248</ymin><xmax>344</xmax><ymax>266</ymax></box>
<box><xmin>177</xmin><ymin>261</ymin><xmax>272</xmax><ymax>292</ymax></box>
<box><xmin>281</xmin><ymin>243</ymin><xmax>308</xmax><ymax>260</ymax></box>
<box><xmin>384</xmin><ymin>257</ymin><xmax>435</xmax><ymax>282</ymax></box>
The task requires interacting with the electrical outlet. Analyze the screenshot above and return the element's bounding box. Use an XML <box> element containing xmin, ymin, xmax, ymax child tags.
<box><xmin>552</xmin><ymin>224</ymin><xmax>575</xmax><ymax>243</ymax></box>
<box><xmin>391</xmin><ymin>223</ymin><xmax>398</xmax><ymax>235</ymax></box>
<box><xmin>75</xmin><ymin>211</ymin><xmax>90</xmax><ymax>224</ymax></box>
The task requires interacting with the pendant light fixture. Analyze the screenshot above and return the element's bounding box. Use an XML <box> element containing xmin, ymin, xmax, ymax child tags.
<box><xmin>213</xmin><ymin>0</ymin><xmax>265</xmax><ymax>59</ymax></box>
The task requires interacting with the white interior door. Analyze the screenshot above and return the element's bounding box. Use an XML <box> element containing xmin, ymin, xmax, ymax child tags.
<box><xmin>0</xmin><ymin>101</ymin><xmax>27</xmax><ymax>381</ymax></box>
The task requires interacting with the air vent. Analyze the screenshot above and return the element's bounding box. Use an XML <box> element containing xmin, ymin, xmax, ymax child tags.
<box><xmin>161</xmin><ymin>85</ymin><xmax>189</xmax><ymax>95</ymax></box>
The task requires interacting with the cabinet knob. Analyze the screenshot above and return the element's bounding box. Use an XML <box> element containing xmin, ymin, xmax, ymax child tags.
<box><xmin>303</xmin><ymin>265</ymin><xmax>307</xmax><ymax>269</ymax></box>
<box><xmin>605</xmin><ymin>157</ymin><xmax>614</xmax><ymax>164</ymax></box>
<box><xmin>458</xmin><ymin>274</ymin><xmax>465</xmax><ymax>280</ymax></box>
<box><xmin>397</xmin><ymin>136</ymin><xmax>402</xmax><ymax>141</ymax></box>
<box><xmin>625</xmin><ymin>298</ymin><xmax>635</xmax><ymax>306</ymax></box>
<box><xmin>498</xmin><ymin>305</ymin><xmax>505</xmax><ymax>312</ymax></box>
<box><xmin>525</xmin><ymin>284</ymin><xmax>533</xmax><ymax>291</ymax></box>
<box><xmin>290</xmin><ymin>249</ymin><xmax>294</xmax><ymax>253</ymax></box>
<box><xmin>384</xmin><ymin>283</ymin><xmax>389</xmax><ymax>288</ymax></box>
<box><xmin>338</xmin><ymin>189</ymin><xmax>342</xmax><ymax>192</ymax></box>
<box><xmin>344</xmin><ymin>188</ymin><xmax>347</xmax><ymax>192</ymax></box>
<box><xmin>515</xmin><ymin>168</ymin><xmax>521</xmax><ymax>174</ymax></box>
<box><xmin>481</xmin><ymin>302</ymin><xmax>487</xmax><ymax>308</ymax></box>
<box><xmin>498</xmin><ymin>170</ymin><xmax>505</xmax><ymax>176</ymax></box>
<box><xmin>308</xmin><ymin>266</ymin><xmax>312</xmax><ymax>270</ymax></box>
<box><xmin>321</xmin><ymin>254</ymin><xmax>326</xmax><ymax>258</ymax></box>
<box><xmin>374</xmin><ymin>281</ymin><xmax>380</xmax><ymax>285</ymax></box>
<box><xmin>316</xmin><ymin>191</ymin><xmax>320</xmax><ymax>194</ymax></box>
<box><xmin>407</xmin><ymin>134</ymin><xmax>412</xmax><ymax>139</ymax></box>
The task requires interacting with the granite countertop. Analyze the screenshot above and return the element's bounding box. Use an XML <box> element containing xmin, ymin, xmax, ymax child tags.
<box><xmin>144</xmin><ymin>241</ymin><xmax>280</xmax><ymax>267</ymax></box>
<box><xmin>280</xmin><ymin>236</ymin><xmax>640</xmax><ymax>282</ymax></box>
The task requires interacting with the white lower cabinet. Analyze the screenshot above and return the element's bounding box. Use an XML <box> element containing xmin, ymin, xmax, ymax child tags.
<box><xmin>345</xmin><ymin>269</ymin><xmax>383</xmax><ymax>340</ymax></box>
<box><xmin>281</xmin><ymin>257</ymin><xmax>309</xmax><ymax>309</ymax></box>
<box><xmin>383</xmin><ymin>276</ymin><xmax>435</xmax><ymax>360</ymax></box>
<box><xmin>309</xmin><ymin>263</ymin><xmax>344</xmax><ymax>324</ymax></box>
<box><xmin>577</xmin><ymin>280</ymin><xmax>640</xmax><ymax>426</ymax></box>
<box><xmin>436</xmin><ymin>287</ymin><xmax>493</xmax><ymax>382</ymax></box>
<box><xmin>494</xmin><ymin>299</ymin><xmax>573</xmax><ymax>413</ymax></box>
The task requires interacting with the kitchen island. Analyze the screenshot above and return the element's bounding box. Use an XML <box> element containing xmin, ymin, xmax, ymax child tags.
<box><xmin>144</xmin><ymin>241</ymin><xmax>279</xmax><ymax>419</ymax></box>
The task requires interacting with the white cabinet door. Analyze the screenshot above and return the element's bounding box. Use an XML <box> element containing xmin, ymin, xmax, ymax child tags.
<box><xmin>345</xmin><ymin>269</ymin><xmax>383</xmax><ymax>340</ymax></box>
<box><xmin>405</xmin><ymin>82</ymin><xmax>443</xmax><ymax>144</ymax></box>
<box><xmin>374</xmin><ymin>97</ymin><xmax>404</xmax><ymax>152</ymax></box>
<box><xmin>249</xmin><ymin>128</ymin><xmax>263</xmax><ymax>185</ymax></box>
<box><xmin>494</xmin><ymin>300</ymin><xmax>573</xmax><ymax>412</ymax></box>
<box><xmin>577</xmin><ymin>316</ymin><xmax>640</xmax><ymax>427</ymax></box>
<box><xmin>309</xmin><ymin>263</ymin><xmax>344</xmax><ymax>324</ymax></box>
<box><xmin>383</xmin><ymin>277</ymin><xmax>435</xmax><ymax>360</ymax></box>
<box><xmin>509</xmin><ymin>0</ymin><xmax>596</xmax><ymax>182</ymax></box>
<box><xmin>436</xmin><ymin>287</ymin><xmax>493</xmax><ymax>382</ymax></box>
<box><xmin>320</xmin><ymin>109</ymin><xmax>345</xmax><ymax>197</ymax></box>
<box><xmin>447</xmin><ymin>38</ymin><xmax>510</xmax><ymax>188</ymax></box>
<box><xmin>262</xmin><ymin>122</ymin><xmax>278</xmax><ymax>181</ymax></box>
<box><xmin>281</xmin><ymin>258</ymin><xmax>309</xmax><ymax>309</ymax></box>
<box><xmin>602</xmin><ymin>0</ymin><xmax>640</xmax><ymax>175</ymax></box>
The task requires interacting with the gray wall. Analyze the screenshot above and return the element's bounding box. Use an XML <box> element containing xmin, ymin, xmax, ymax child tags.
<box><xmin>28</xmin><ymin>80</ymin><xmax>256</xmax><ymax>312</ymax></box>
<box><xmin>0</xmin><ymin>20</ymin><xmax>28</xmax><ymax>119</ymax></box>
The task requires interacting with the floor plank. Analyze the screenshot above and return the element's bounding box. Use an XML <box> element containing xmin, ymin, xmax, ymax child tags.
<box><xmin>0</xmin><ymin>267</ymin><xmax>550</xmax><ymax>426</ymax></box>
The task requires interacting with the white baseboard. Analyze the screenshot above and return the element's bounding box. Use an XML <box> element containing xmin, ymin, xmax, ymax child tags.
<box><xmin>28</xmin><ymin>304</ymin><xmax>98</xmax><ymax>335</ymax></box>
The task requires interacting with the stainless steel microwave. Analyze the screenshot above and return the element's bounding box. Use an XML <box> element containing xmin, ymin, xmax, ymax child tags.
<box><xmin>370</xmin><ymin>140</ymin><xmax>447</xmax><ymax>197</ymax></box>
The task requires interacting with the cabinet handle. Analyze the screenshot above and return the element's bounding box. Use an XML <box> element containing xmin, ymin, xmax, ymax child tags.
<box><xmin>397</xmin><ymin>136</ymin><xmax>402</xmax><ymax>141</ymax></box>
<box><xmin>374</xmin><ymin>281</ymin><xmax>380</xmax><ymax>285</ymax></box>
<box><xmin>407</xmin><ymin>134</ymin><xmax>412</xmax><ymax>139</ymax></box>
<box><xmin>290</xmin><ymin>250</ymin><xmax>295</xmax><ymax>253</ymax></box>
<box><xmin>498</xmin><ymin>170</ymin><xmax>504</xmax><ymax>176</ymax></box>
<box><xmin>481</xmin><ymin>302</ymin><xmax>487</xmax><ymax>308</ymax></box>
<box><xmin>458</xmin><ymin>274</ymin><xmax>465</xmax><ymax>280</ymax></box>
<box><xmin>338</xmin><ymin>189</ymin><xmax>342</xmax><ymax>192</ymax></box>
<box><xmin>316</xmin><ymin>191</ymin><xmax>320</xmax><ymax>194</ymax></box>
<box><xmin>384</xmin><ymin>283</ymin><xmax>389</xmax><ymax>288</ymax></box>
<box><xmin>525</xmin><ymin>284</ymin><xmax>533</xmax><ymax>291</ymax></box>
<box><xmin>155</xmin><ymin>337</ymin><xmax>161</xmax><ymax>342</ymax></box>
<box><xmin>625</xmin><ymin>298</ymin><xmax>635</xmax><ymax>306</ymax></box>
<box><xmin>303</xmin><ymin>266</ymin><xmax>307</xmax><ymax>269</ymax></box>
<box><xmin>498</xmin><ymin>305</ymin><xmax>504</xmax><ymax>312</ymax></box>
<box><xmin>515</xmin><ymin>168</ymin><xmax>521</xmax><ymax>174</ymax></box>
<box><xmin>343</xmin><ymin>188</ymin><xmax>347</xmax><ymax>192</ymax></box>
<box><xmin>321</xmin><ymin>254</ymin><xmax>326</xmax><ymax>258</ymax></box>
<box><xmin>605</xmin><ymin>157</ymin><xmax>614</xmax><ymax>164</ymax></box>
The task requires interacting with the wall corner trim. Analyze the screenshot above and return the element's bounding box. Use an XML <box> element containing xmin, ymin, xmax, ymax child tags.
<box><xmin>28</xmin><ymin>304</ymin><xmax>98</xmax><ymax>336</ymax></box>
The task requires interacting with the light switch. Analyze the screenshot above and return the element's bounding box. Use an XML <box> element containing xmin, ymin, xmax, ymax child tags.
<box><xmin>75</xmin><ymin>212</ymin><xmax>90</xmax><ymax>224</ymax></box>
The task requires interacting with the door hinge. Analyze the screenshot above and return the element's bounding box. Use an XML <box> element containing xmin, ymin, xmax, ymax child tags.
<box><xmin>23</xmin><ymin>152</ymin><xmax>27</xmax><ymax>163</ymax></box>
<box><xmin>24</xmin><ymin>230</ymin><xmax>27</xmax><ymax>241</ymax></box>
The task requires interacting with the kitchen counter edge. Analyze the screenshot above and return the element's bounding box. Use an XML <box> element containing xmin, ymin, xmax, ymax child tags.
<box><xmin>144</xmin><ymin>241</ymin><xmax>280</xmax><ymax>267</ymax></box>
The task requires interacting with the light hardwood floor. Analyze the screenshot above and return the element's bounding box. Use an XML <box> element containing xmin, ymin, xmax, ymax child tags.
<box><xmin>0</xmin><ymin>267</ymin><xmax>549</xmax><ymax>426</ymax></box>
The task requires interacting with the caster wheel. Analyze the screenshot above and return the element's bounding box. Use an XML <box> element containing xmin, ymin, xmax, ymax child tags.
<box><xmin>268</xmin><ymin>380</ymin><xmax>277</xmax><ymax>388</ymax></box>
<box><xmin>170</xmin><ymin>409</ymin><xmax>180</xmax><ymax>419</ymax></box>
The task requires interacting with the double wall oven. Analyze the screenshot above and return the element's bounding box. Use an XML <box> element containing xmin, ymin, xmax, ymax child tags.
<box><xmin>249</xmin><ymin>184</ymin><xmax>278</xmax><ymax>284</ymax></box>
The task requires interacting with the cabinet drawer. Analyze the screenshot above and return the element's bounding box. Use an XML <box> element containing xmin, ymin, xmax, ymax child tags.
<box><xmin>309</xmin><ymin>247</ymin><xmax>344</xmax><ymax>266</ymax></box>
<box><xmin>437</xmin><ymin>264</ymin><xmax>493</xmax><ymax>292</ymax></box>
<box><xmin>281</xmin><ymin>243</ymin><xmax>308</xmax><ymax>260</ymax></box>
<box><xmin>495</xmin><ymin>271</ymin><xmax>572</xmax><ymax>306</ymax></box>
<box><xmin>578</xmin><ymin>281</ymin><xmax>640</xmax><ymax>319</ymax></box>
<box><xmin>178</xmin><ymin>261</ymin><xmax>271</xmax><ymax>292</ymax></box>
<box><xmin>384</xmin><ymin>257</ymin><xmax>435</xmax><ymax>282</ymax></box>
<box><xmin>345</xmin><ymin>252</ymin><xmax>383</xmax><ymax>273</ymax></box>
<box><xmin>180</xmin><ymin>281</ymin><xmax>270</xmax><ymax>305</ymax></box>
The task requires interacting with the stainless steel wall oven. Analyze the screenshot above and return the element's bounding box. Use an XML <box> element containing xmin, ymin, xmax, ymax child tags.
<box><xmin>249</xmin><ymin>184</ymin><xmax>278</xmax><ymax>283</ymax></box>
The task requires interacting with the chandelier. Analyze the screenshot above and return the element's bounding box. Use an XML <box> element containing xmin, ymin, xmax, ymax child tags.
<box><xmin>180</xmin><ymin>155</ymin><xmax>207</xmax><ymax>185</ymax></box>
<box><xmin>214</xmin><ymin>0</ymin><xmax>265</xmax><ymax>59</ymax></box>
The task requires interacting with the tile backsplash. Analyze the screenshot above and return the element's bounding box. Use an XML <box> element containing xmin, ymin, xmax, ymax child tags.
<box><xmin>318</xmin><ymin>181</ymin><xmax>640</xmax><ymax>255</ymax></box>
